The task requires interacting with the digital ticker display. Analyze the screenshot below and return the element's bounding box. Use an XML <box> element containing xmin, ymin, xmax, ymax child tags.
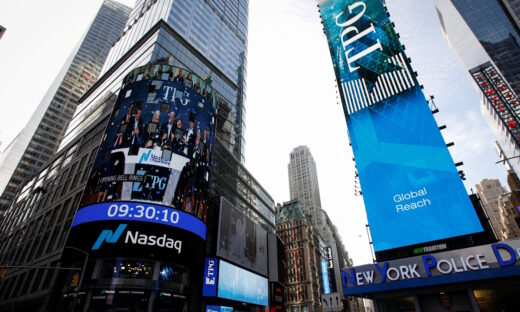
<box><xmin>318</xmin><ymin>0</ymin><xmax>484</xmax><ymax>252</ymax></box>
<box><xmin>67</xmin><ymin>64</ymin><xmax>216</xmax><ymax>259</ymax></box>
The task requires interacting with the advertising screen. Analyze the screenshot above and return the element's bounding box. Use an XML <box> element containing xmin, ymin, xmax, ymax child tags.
<box><xmin>67</xmin><ymin>64</ymin><xmax>216</xmax><ymax>259</ymax></box>
<box><xmin>206</xmin><ymin>306</ymin><xmax>232</xmax><ymax>312</ymax></box>
<box><xmin>217</xmin><ymin>197</ymin><xmax>268</xmax><ymax>276</ymax></box>
<box><xmin>217</xmin><ymin>260</ymin><xmax>269</xmax><ymax>306</ymax></box>
<box><xmin>321</xmin><ymin>260</ymin><xmax>331</xmax><ymax>295</ymax></box>
<box><xmin>318</xmin><ymin>0</ymin><xmax>483</xmax><ymax>252</ymax></box>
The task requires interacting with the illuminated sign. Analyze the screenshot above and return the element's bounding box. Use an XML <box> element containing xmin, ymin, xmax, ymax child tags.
<box><xmin>206</xmin><ymin>306</ymin><xmax>233</xmax><ymax>312</ymax></box>
<box><xmin>341</xmin><ymin>239</ymin><xmax>520</xmax><ymax>295</ymax></box>
<box><xmin>217</xmin><ymin>260</ymin><xmax>268</xmax><ymax>306</ymax></box>
<box><xmin>326</xmin><ymin>246</ymin><xmax>333</xmax><ymax>269</ymax></box>
<box><xmin>92</xmin><ymin>224</ymin><xmax>127</xmax><ymax>250</ymax></box>
<box><xmin>202</xmin><ymin>258</ymin><xmax>218</xmax><ymax>297</ymax></box>
<box><xmin>318</xmin><ymin>0</ymin><xmax>483</xmax><ymax>252</ymax></box>
<box><xmin>72</xmin><ymin>201</ymin><xmax>206</xmax><ymax>239</ymax></box>
<box><xmin>89</xmin><ymin>223</ymin><xmax>182</xmax><ymax>253</ymax></box>
<box><xmin>321</xmin><ymin>260</ymin><xmax>331</xmax><ymax>294</ymax></box>
<box><xmin>67</xmin><ymin>64</ymin><xmax>216</xmax><ymax>257</ymax></box>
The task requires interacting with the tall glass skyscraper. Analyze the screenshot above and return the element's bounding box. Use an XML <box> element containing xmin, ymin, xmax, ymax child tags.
<box><xmin>448</xmin><ymin>0</ymin><xmax>520</xmax><ymax>95</ymax></box>
<box><xmin>60</xmin><ymin>0</ymin><xmax>249</xmax><ymax>163</ymax></box>
<box><xmin>435</xmin><ymin>0</ymin><xmax>520</xmax><ymax>178</ymax></box>
<box><xmin>0</xmin><ymin>0</ymin><xmax>131</xmax><ymax>212</ymax></box>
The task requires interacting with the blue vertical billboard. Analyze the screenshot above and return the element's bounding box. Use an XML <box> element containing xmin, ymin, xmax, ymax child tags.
<box><xmin>318</xmin><ymin>0</ymin><xmax>483</xmax><ymax>254</ymax></box>
<box><xmin>66</xmin><ymin>64</ymin><xmax>217</xmax><ymax>261</ymax></box>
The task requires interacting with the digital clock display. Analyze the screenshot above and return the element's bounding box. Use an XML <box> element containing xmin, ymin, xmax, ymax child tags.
<box><xmin>72</xmin><ymin>201</ymin><xmax>206</xmax><ymax>239</ymax></box>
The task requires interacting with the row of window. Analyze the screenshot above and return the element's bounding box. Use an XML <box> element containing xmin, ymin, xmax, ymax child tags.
<box><xmin>0</xmin><ymin>120</ymin><xmax>108</xmax><ymax>305</ymax></box>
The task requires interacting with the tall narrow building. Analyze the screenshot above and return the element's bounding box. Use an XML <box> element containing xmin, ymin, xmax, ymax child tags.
<box><xmin>0</xmin><ymin>0</ymin><xmax>131</xmax><ymax>212</ymax></box>
<box><xmin>475</xmin><ymin>179</ymin><xmax>512</xmax><ymax>240</ymax></box>
<box><xmin>287</xmin><ymin>146</ymin><xmax>349</xmax><ymax>310</ymax></box>
<box><xmin>435</xmin><ymin>0</ymin><xmax>520</xmax><ymax>178</ymax></box>
<box><xmin>288</xmin><ymin>146</ymin><xmax>322</xmax><ymax>228</ymax></box>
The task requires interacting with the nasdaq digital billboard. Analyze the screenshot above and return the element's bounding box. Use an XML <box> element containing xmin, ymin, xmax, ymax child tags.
<box><xmin>318</xmin><ymin>0</ymin><xmax>483</xmax><ymax>253</ymax></box>
<box><xmin>67</xmin><ymin>64</ymin><xmax>216</xmax><ymax>259</ymax></box>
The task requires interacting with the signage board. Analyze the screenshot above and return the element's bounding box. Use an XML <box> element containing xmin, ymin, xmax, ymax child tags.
<box><xmin>67</xmin><ymin>64</ymin><xmax>216</xmax><ymax>259</ymax></box>
<box><xmin>318</xmin><ymin>0</ymin><xmax>483</xmax><ymax>253</ymax></box>
<box><xmin>269</xmin><ymin>282</ymin><xmax>285</xmax><ymax>311</ymax></box>
<box><xmin>326</xmin><ymin>246</ymin><xmax>333</xmax><ymax>269</ymax></box>
<box><xmin>217</xmin><ymin>197</ymin><xmax>268</xmax><ymax>276</ymax></box>
<box><xmin>321</xmin><ymin>260</ymin><xmax>331</xmax><ymax>295</ymax></box>
<box><xmin>205</xmin><ymin>306</ymin><xmax>233</xmax><ymax>312</ymax></box>
<box><xmin>341</xmin><ymin>239</ymin><xmax>520</xmax><ymax>295</ymax></box>
<box><xmin>203</xmin><ymin>257</ymin><xmax>219</xmax><ymax>297</ymax></box>
<box><xmin>217</xmin><ymin>260</ymin><xmax>269</xmax><ymax>306</ymax></box>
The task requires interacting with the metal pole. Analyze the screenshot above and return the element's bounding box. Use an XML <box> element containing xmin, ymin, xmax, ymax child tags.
<box><xmin>66</xmin><ymin>247</ymin><xmax>89</xmax><ymax>312</ymax></box>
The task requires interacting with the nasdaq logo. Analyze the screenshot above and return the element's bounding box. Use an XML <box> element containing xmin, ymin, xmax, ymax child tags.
<box><xmin>92</xmin><ymin>224</ymin><xmax>127</xmax><ymax>250</ymax></box>
<box><xmin>138</xmin><ymin>149</ymin><xmax>170</xmax><ymax>166</ymax></box>
<box><xmin>138</xmin><ymin>150</ymin><xmax>152</xmax><ymax>164</ymax></box>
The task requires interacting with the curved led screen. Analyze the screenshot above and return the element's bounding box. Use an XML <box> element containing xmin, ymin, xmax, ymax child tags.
<box><xmin>318</xmin><ymin>0</ymin><xmax>484</xmax><ymax>252</ymax></box>
<box><xmin>67</xmin><ymin>64</ymin><xmax>216</xmax><ymax>258</ymax></box>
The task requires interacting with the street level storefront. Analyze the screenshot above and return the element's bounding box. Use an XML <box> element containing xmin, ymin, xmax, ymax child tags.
<box><xmin>342</xmin><ymin>239</ymin><xmax>520</xmax><ymax>311</ymax></box>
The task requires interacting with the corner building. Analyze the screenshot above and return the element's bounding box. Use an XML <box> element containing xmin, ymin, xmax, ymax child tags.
<box><xmin>435</xmin><ymin>0</ymin><xmax>520</xmax><ymax>180</ymax></box>
<box><xmin>0</xmin><ymin>0</ymin><xmax>279</xmax><ymax>311</ymax></box>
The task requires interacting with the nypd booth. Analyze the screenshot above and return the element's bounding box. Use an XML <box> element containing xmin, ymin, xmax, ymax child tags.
<box><xmin>342</xmin><ymin>239</ymin><xmax>520</xmax><ymax>311</ymax></box>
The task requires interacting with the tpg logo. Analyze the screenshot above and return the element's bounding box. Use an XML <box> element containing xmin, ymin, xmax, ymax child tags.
<box><xmin>92</xmin><ymin>224</ymin><xmax>127</xmax><ymax>250</ymax></box>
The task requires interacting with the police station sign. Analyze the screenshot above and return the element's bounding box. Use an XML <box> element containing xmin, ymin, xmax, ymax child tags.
<box><xmin>342</xmin><ymin>239</ymin><xmax>520</xmax><ymax>295</ymax></box>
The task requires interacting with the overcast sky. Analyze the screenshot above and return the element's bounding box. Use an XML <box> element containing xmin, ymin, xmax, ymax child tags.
<box><xmin>0</xmin><ymin>0</ymin><xmax>508</xmax><ymax>265</ymax></box>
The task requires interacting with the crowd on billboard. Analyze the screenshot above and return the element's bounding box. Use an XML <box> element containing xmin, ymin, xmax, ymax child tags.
<box><xmin>81</xmin><ymin>64</ymin><xmax>216</xmax><ymax>224</ymax></box>
<box><xmin>123</xmin><ymin>63</ymin><xmax>214</xmax><ymax>101</ymax></box>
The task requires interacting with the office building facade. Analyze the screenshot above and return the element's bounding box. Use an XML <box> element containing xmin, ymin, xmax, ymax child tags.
<box><xmin>435</xmin><ymin>0</ymin><xmax>520</xmax><ymax>178</ymax></box>
<box><xmin>276</xmin><ymin>200</ymin><xmax>321</xmax><ymax>312</ymax></box>
<box><xmin>0</xmin><ymin>0</ymin><xmax>131</xmax><ymax>213</ymax></box>
<box><xmin>440</xmin><ymin>0</ymin><xmax>520</xmax><ymax>94</ymax></box>
<box><xmin>287</xmin><ymin>146</ymin><xmax>350</xmax><ymax>309</ymax></box>
<box><xmin>475</xmin><ymin>179</ymin><xmax>513</xmax><ymax>240</ymax></box>
<box><xmin>498</xmin><ymin>192</ymin><xmax>520</xmax><ymax>239</ymax></box>
<box><xmin>59</xmin><ymin>0</ymin><xmax>249</xmax><ymax>164</ymax></box>
<box><xmin>288</xmin><ymin>146</ymin><xmax>322</xmax><ymax>229</ymax></box>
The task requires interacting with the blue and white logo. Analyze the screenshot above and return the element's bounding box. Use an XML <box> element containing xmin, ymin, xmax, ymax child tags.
<box><xmin>92</xmin><ymin>224</ymin><xmax>127</xmax><ymax>250</ymax></box>
<box><xmin>202</xmin><ymin>257</ymin><xmax>218</xmax><ymax>297</ymax></box>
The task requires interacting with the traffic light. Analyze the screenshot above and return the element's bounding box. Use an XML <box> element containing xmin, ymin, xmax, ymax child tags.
<box><xmin>70</xmin><ymin>272</ymin><xmax>80</xmax><ymax>288</ymax></box>
<box><xmin>0</xmin><ymin>267</ymin><xmax>6</xmax><ymax>279</ymax></box>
